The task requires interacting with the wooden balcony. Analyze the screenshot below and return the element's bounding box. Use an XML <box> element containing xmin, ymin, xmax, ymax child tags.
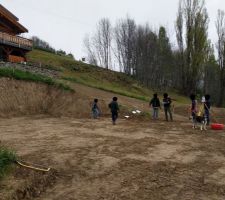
<box><xmin>0</xmin><ymin>31</ymin><xmax>32</xmax><ymax>50</ymax></box>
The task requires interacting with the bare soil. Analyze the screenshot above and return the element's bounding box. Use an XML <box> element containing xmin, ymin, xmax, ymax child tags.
<box><xmin>0</xmin><ymin>80</ymin><xmax>225</xmax><ymax>200</ymax></box>
<box><xmin>0</xmin><ymin>114</ymin><xmax>225</xmax><ymax>200</ymax></box>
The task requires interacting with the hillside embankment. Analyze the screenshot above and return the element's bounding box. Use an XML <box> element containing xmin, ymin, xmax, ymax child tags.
<box><xmin>0</xmin><ymin>78</ymin><xmax>109</xmax><ymax>118</ymax></box>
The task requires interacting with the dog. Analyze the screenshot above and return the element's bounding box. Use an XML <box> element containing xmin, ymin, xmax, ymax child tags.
<box><xmin>190</xmin><ymin>114</ymin><xmax>207</xmax><ymax>131</ymax></box>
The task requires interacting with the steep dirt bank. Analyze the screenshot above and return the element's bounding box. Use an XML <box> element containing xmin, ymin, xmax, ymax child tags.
<box><xmin>0</xmin><ymin>78</ymin><xmax>110</xmax><ymax>118</ymax></box>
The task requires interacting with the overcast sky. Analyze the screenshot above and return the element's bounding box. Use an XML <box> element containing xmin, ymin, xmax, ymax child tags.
<box><xmin>1</xmin><ymin>0</ymin><xmax>224</xmax><ymax>60</ymax></box>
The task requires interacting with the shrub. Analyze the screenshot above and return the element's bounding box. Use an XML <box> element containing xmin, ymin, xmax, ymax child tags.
<box><xmin>0</xmin><ymin>147</ymin><xmax>17</xmax><ymax>179</ymax></box>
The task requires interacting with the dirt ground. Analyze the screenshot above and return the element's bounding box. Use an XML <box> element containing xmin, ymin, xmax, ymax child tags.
<box><xmin>0</xmin><ymin>113</ymin><xmax>225</xmax><ymax>200</ymax></box>
<box><xmin>0</xmin><ymin>81</ymin><xmax>225</xmax><ymax>200</ymax></box>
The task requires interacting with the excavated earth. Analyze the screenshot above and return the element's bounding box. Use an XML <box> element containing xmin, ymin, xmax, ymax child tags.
<box><xmin>0</xmin><ymin>79</ymin><xmax>225</xmax><ymax>200</ymax></box>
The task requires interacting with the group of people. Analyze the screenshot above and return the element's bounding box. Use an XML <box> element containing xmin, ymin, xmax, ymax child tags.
<box><xmin>149</xmin><ymin>93</ymin><xmax>173</xmax><ymax>121</ymax></box>
<box><xmin>91</xmin><ymin>93</ymin><xmax>211</xmax><ymax>126</ymax></box>
<box><xmin>91</xmin><ymin>97</ymin><xmax>119</xmax><ymax>125</ymax></box>
<box><xmin>190</xmin><ymin>94</ymin><xmax>211</xmax><ymax>126</ymax></box>
<box><xmin>91</xmin><ymin>93</ymin><xmax>174</xmax><ymax>125</ymax></box>
<box><xmin>149</xmin><ymin>92</ymin><xmax>211</xmax><ymax>125</ymax></box>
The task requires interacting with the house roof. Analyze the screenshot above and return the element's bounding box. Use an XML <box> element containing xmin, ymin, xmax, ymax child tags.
<box><xmin>0</xmin><ymin>4</ymin><xmax>28</xmax><ymax>33</ymax></box>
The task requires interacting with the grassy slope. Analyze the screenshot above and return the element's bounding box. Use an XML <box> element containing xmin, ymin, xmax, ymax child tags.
<box><xmin>27</xmin><ymin>49</ymin><xmax>188</xmax><ymax>104</ymax></box>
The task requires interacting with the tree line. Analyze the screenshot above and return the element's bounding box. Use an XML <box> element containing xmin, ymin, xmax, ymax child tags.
<box><xmin>32</xmin><ymin>36</ymin><xmax>74</xmax><ymax>59</ymax></box>
<box><xmin>84</xmin><ymin>0</ymin><xmax>225</xmax><ymax>107</ymax></box>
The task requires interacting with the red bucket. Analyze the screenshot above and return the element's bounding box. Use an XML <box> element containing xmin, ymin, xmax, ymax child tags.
<box><xmin>211</xmin><ymin>123</ymin><xmax>224</xmax><ymax>130</ymax></box>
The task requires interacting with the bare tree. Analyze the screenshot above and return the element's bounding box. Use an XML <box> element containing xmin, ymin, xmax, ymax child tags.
<box><xmin>135</xmin><ymin>24</ymin><xmax>159</xmax><ymax>87</ymax></box>
<box><xmin>95</xmin><ymin>18</ymin><xmax>112</xmax><ymax>69</ymax></box>
<box><xmin>81</xmin><ymin>2</ymin><xmax>225</xmax><ymax>106</ymax></box>
<box><xmin>216</xmin><ymin>9</ymin><xmax>225</xmax><ymax>106</ymax></box>
<box><xmin>175</xmin><ymin>0</ymin><xmax>185</xmax><ymax>90</ymax></box>
<box><xmin>114</xmin><ymin>17</ymin><xmax>136</xmax><ymax>75</ymax></box>
<box><xmin>83</xmin><ymin>35</ymin><xmax>98</xmax><ymax>65</ymax></box>
<box><xmin>83</xmin><ymin>18</ymin><xmax>112</xmax><ymax>69</ymax></box>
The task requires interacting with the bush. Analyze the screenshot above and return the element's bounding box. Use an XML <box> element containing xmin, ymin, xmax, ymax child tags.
<box><xmin>0</xmin><ymin>147</ymin><xmax>17</xmax><ymax>179</ymax></box>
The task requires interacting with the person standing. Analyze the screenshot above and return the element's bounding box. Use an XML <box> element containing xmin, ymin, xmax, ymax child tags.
<box><xmin>109</xmin><ymin>97</ymin><xmax>119</xmax><ymax>125</ymax></box>
<box><xmin>204</xmin><ymin>94</ymin><xmax>211</xmax><ymax>125</ymax></box>
<box><xmin>162</xmin><ymin>93</ymin><xmax>173</xmax><ymax>121</ymax></box>
<box><xmin>149</xmin><ymin>93</ymin><xmax>161</xmax><ymax>119</ymax></box>
<box><xmin>91</xmin><ymin>98</ymin><xmax>100</xmax><ymax>119</ymax></box>
<box><xmin>189</xmin><ymin>94</ymin><xmax>197</xmax><ymax>128</ymax></box>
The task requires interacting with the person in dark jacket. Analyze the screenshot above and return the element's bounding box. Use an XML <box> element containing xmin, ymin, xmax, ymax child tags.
<box><xmin>204</xmin><ymin>94</ymin><xmax>211</xmax><ymax>125</ymax></box>
<box><xmin>109</xmin><ymin>97</ymin><xmax>119</xmax><ymax>125</ymax></box>
<box><xmin>91</xmin><ymin>98</ymin><xmax>100</xmax><ymax>119</ymax></box>
<box><xmin>190</xmin><ymin>94</ymin><xmax>197</xmax><ymax>128</ymax></box>
<box><xmin>149</xmin><ymin>93</ymin><xmax>161</xmax><ymax>119</ymax></box>
<box><xmin>162</xmin><ymin>93</ymin><xmax>173</xmax><ymax>121</ymax></box>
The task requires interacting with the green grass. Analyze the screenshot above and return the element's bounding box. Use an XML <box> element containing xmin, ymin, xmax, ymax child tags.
<box><xmin>0</xmin><ymin>68</ymin><xmax>74</xmax><ymax>92</ymax></box>
<box><xmin>62</xmin><ymin>76</ymin><xmax>149</xmax><ymax>101</ymax></box>
<box><xmin>62</xmin><ymin>76</ymin><xmax>189</xmax><ymax>104</ymax></box>
<box><xmin>28</xmin><ymin>49</ymin><xmax>189</xmax><ymax>104</ymax></box>
<box><xmin>27</xmin><ymin>49</ymin><xmax>86</xmax><ymax>72</ymax></box>
<box><xmin>0</xmin><ymin>147</ymin><xmax>17</xmax><ymax>179</ymax></box>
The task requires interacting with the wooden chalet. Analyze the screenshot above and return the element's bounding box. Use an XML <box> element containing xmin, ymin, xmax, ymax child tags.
<box><xmin>0</xmin><ymin>4</ymin><xmax>32</xmax><ymax>63</ymax></box>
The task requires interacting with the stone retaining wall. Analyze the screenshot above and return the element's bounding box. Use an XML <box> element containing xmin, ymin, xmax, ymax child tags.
<box><xmin>0</xmin><ymin>62</ymin><xmax>59</xmax><ymax>78</ymax></box>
